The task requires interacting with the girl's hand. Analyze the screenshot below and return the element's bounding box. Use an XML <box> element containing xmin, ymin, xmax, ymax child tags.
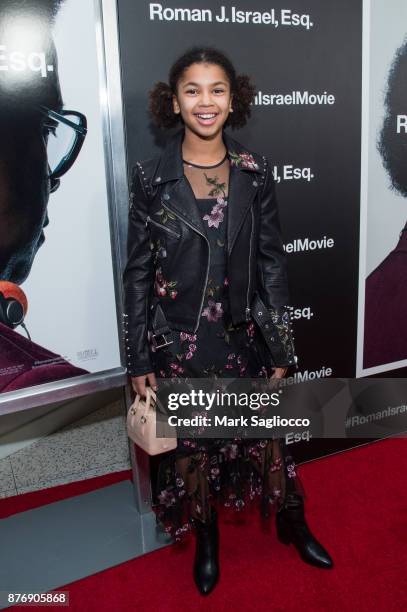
<box><xmin>130</xmin><ymin>372</ymin><xmax>158</xmax><ymax>398</ymax></box>
<box><xmin>271</xmin><ymin>367</ymin><xmax>288</xmax><ymax>379</ymax></box>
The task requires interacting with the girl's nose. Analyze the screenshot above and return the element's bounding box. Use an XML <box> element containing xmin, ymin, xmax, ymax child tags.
<box><xmin>200</xmin><ymin>89</ymin><xmax>213</xmax><ymax>105</ymax></box>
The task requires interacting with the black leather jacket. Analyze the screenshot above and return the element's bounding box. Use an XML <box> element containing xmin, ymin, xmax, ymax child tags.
<box><xmin>122</xmin><ymin>128</ymin><xmax>296</xmax><ymax>376</ymax></box>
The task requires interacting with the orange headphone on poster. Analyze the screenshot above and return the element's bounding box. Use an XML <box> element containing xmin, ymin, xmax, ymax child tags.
<box><xmin>0</xmin><ymin>281</ymin><xmax>31</xmax><ymax>340</ymax></box>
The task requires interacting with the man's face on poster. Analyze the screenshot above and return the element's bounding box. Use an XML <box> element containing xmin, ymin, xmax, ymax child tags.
<box><xmin>0</xmin><ymin>9</ymin><xmax>63</xmax><ymax>285</ymax></box>
<box><xmin>378</xmin><ymin>40</ymin><xmax>407</xmax><ymax>199</ymax></box>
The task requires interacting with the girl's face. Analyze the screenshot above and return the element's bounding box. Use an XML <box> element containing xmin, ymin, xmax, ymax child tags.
<box><xmin>172</xmin><ymin>62</ymin><xmax>233</xmax><ymax>138</ymax></box>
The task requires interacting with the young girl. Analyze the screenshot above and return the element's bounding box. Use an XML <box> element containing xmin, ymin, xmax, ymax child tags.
<box><xmin>123</xmin><ymin>46</ymin><xmax>333</xmax><ymax>596</ymax></box>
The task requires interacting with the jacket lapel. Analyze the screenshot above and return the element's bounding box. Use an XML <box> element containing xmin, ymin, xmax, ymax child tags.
<box><xmin>150</xmin><ymin>127</ymin><xmax>263</xmax><ymax>248</ymax></box>
<box><xmin>163</xmin><ymin>176</ymin><xmax>208</xmax><ymax>237</ymax></box>
<box><xmin>151</xmin><ymin>129</ymin><xmax>207</xmax><ymax>235</ymax></box>
<box><xmin>225</xmin><ymin>151</ymin><xmax>260</xmax><ymax>255</ymax></box>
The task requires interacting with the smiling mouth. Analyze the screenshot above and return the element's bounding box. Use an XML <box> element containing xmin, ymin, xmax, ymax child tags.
<box><xmin>194</xmin><ymin>112</ymin><xmax>219</xmax><ymax>125</ymax></box>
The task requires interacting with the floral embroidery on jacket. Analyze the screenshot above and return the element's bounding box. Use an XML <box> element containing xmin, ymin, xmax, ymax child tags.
<box><xmin>154</xmin><ymin>266</ymin><xmax>178</xmax><ymax>299</ymax></box>
<box><xmin>229</xmin><ymin>150</ymin><xmax>259</xmax><ymax>170</ymax></box>
<box><xmin>151</xmin><ymin>239</ymin><xmax>167</xmax><ymax>264</ymax></box>
<box><xmin>269</xmin><ymin>308</ymin><xmax>296</xmax><ymax>365</ymax></box>
<box><xmin>154</xmin><ymin>207</ymin><xmax>177</xmax><ymax>225</ymax></box>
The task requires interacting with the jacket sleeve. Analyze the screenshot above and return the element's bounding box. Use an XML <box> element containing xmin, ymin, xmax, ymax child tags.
<box><xmin>122</xmin><ymin>164</ymin><xmax>154</xmax><ymax>377</ymax></box>
<box><xmin>257</xmin><ymin>156</ymin><xmax>298</xmax><ymax>367</ymax></box>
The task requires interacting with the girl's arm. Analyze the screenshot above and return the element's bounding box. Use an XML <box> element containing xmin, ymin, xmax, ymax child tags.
<box><xmin>257</xmin><ymin>157</ymin><xmax>290</xmax><ymax>311</ymax></box>
<box><xmin>257</xmin><ymin>157</ymin><xmax>297</xmax><ymax>369</ymax></box>
<box><xmin>122</xmin><ymin>164</ymin><xmax>155</xmax><ymax>378</ymax></box>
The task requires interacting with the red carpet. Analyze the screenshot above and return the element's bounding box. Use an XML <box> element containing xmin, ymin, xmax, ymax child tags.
<box><xmin>6</xmin><ymin>437</ymin><xmax>407</xmax><ymax>611</ymax></box>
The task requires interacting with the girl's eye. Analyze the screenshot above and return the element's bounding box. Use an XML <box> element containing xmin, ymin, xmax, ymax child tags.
<box><xmin>185</xmin><ymin>88</ymin><xmax>225</xmax><ymax>94</ymax></box>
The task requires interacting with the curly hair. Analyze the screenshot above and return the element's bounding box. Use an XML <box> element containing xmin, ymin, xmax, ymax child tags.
<box><xmin>378</xmin><ymin>36</ymin><xmax>407</xmax><ymax>197</ymax></box>
<box><xmin>148</xmin><ymin>46</ymin><xmax>256</xmax><ymax>130</ymax></box>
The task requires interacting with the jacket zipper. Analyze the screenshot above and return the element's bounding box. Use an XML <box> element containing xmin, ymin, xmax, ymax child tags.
<box><xmin>161</xmin><ymin>201</ymin><xmax>210</xmax><ymax>333</ymax></box>
<box><xmin>146</xmin><ymin>215</ymin><xmax>180</xmax><ymax>238</ymax></box>
<box><xmin>246</xmin><ymin>207</ymin><xmax>254</xmax><ymax>321</ymax></box>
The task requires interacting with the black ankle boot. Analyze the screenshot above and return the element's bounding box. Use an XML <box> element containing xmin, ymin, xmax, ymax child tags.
<box><xmin>276</xmin><ymin>493</ymin><xmax>333</xmax><ymax>569</ymax></box>
<box><xmin>193</xmin><ymin>507</ymin><xmax>220</xmax><ymax>595</ymax></box>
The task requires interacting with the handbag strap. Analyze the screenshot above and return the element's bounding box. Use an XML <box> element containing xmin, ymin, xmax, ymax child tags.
<box><xmin>134</xmin><ymin>386</ymin><xmax>157</xmax><ymax>417</ymax></box>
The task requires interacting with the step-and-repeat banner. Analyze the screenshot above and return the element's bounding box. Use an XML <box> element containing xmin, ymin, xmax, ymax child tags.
<box><xmin>0</xmin><ymin>0</ymin><xmax>121</xmax><ymax>401</ymax></box>
<box><xmin>117</xmin><ymin>0</ymin><xmax>406</xmax><ymax>461</ymax></box>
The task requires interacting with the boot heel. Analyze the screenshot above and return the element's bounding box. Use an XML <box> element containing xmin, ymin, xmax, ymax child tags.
<box><xmin>276</xmin><ymin>512</ymin><xmax>292</xmax><ymax>545</ymax></box>
<box><xmin>275</xmin><ymin>496</ymin><xmax>334</xmax><ymax>569</ymax></box>
<box><xmin>193</xmin><ymin>508</ymin><xmax>220</xmax><ymax>595</ymax></box>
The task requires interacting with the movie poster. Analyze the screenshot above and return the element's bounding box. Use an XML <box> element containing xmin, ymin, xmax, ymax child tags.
<box><xmin>0</xmin><ymin>0</ymin><xmax>121</xmax><ymax>398</ymax></box>
<box><xmin>357</xmin><ymin>0</ymin><xmax>407</xmax><ymax>375</ymax></box>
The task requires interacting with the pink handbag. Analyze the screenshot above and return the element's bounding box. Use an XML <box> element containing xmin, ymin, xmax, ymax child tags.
<box><xmin>127</xmin><ymin>386</ymin><xmax>177</xmax><ymax>455</ymax></box>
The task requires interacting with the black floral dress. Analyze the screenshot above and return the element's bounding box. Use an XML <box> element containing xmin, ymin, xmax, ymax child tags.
<box><xmin>150</xmin><ymin>153</ymin><xmax>304</xmax><ymax>541</ymax></box>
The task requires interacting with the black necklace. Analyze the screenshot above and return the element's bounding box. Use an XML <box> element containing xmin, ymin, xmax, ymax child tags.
<box><xmin>182</xmin><ymin>151</ymin><xmax>228</xmax><ymax>169</ymax></box>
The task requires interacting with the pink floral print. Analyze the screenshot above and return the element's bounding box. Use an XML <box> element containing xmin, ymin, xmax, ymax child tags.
<box><xmin>201</xmin><ymin>298</ymin><xmax>223</xmax><ymax>322</ymax></box>
<box><xmin>203</xmin><ymin>196</ymin><xmax>227</xmax><ymax>229</ymax></box>
<box><xmin>229</xmin><ymin>150</ymin><xmax>259</xmax><ymax>170</ymax></box>
<box><xmin>154</xmin><ymin>266</ymin><xmax>178</xmax><ymax>299</ymax></box>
